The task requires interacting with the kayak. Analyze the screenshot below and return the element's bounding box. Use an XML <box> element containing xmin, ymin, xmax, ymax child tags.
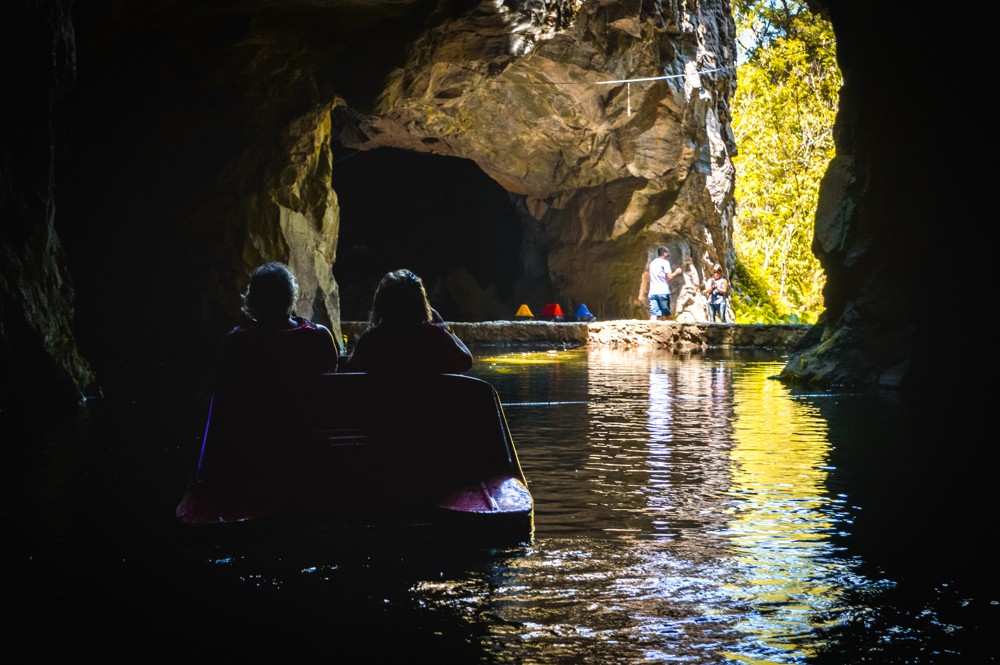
<box><xmin>175</xmin><ymin>372</ymin><xmax>534</xmax><ymax>543</ymax></box>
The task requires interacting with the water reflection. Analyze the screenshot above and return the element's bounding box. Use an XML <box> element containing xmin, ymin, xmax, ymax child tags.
<box><xmin>721</xmin><ymin>362</ymin><xmax>845</xmax><ymax>661</ymax></box>
<box><xmin>464</xmin><ymin>347</ymin><xmax>984</xmax><ymax>663</ymax></box>
<box><xmin>6</xmin><ymin>346</ymin><xmax>989</xmax><ymax>662</ymax></box>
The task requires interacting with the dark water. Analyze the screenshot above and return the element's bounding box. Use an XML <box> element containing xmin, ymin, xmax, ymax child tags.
<box><xmin>3</xmin><ymin>346</ymin><xmax>993</xmax><ymax>662</ymax></box>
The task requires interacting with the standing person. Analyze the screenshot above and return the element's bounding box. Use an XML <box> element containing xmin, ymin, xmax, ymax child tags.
<box><xmin>212</xmin><ymin>261</ymin><xmax>339</xmax><ymax>389</ymax></box>
<box><xmin>344</xmin><ymin>268</ymin><xmax>473</xmax><ymax>374</ymax></box>
<box><xmin>647</xmin><ymin>246</ymin><xmax>683</xmax><ymax>321</ymax></box>
<box><xmin>704</xmin><ymin>263</ymin><xmax>729</xmax><ymax>323</ymax></box>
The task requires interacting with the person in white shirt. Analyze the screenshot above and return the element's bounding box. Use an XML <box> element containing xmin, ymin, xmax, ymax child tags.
<box><xmin>647</xmin><ymin>246</ymin><xmax>682</xmax><ymax>321</ymax></box>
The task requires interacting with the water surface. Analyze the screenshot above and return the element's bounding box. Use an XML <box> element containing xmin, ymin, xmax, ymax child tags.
<box><xmin>3</xmin><ymin>346</ymin><xmax>991</xmax><ymax>662</ymax></box>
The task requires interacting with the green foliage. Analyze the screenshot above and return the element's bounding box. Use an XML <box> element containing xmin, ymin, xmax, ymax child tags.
<box><xmin>729</xmin><ymin>258</ymin><xmax>817</xmax><ymax>324</ymax></box>
<box><xmin>729</xmin><ymin>0</ymin><xmax>838</xmax><ymax>324</ymax></box>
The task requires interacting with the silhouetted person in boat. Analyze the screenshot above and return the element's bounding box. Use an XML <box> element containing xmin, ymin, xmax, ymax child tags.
<box><xmin>212</xmin><ymin>261</ymin><xmax>339</xmax><ymax>389</ymax></box>
<box><xmin>344</xmin><ymin>268</ymin><xmax>473</xmax><ymax>374</ymax></box>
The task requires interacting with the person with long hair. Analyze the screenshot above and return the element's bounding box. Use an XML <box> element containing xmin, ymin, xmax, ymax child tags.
<box><xmin>343</xmin><ymin>268</ymin><xmax>473</xmax><ymax>374</ymax></box>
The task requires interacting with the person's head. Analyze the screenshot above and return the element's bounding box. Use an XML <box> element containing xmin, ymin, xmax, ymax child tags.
<box><xmin>369</xmin><ymin>268</ymin><xmax>432</xmax><ymax>327</ymax></box>
<box><xmin>657</xmin><ymin>246</ymin><xmax>669</xmax><ymax>258</ymax></box>
<box><xmin>712</xmin><ymin>263</ymin><xmax>722</xmax><ymax>276</ymax></box>
<box><xmin>242</xmin><ymin>262</ymin><xmax>298</xmax><ymax>324</ymax></box>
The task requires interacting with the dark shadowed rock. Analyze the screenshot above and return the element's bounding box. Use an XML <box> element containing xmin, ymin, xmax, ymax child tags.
<box><xmin>1</xmin><ymin>0</ymin><xmax>981</xmax><ymax>406</ymax></box>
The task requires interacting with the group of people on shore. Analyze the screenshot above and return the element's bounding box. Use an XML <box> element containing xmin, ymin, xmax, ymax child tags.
<box><xmin>212</xmin><ymin>262</ymin><xmax>472</xmax><ymax>390</ymax></box>
<box><xmin>638</xmin><ymin>246</ymin><xmax>729</xmax><ymax>323</ymax></box>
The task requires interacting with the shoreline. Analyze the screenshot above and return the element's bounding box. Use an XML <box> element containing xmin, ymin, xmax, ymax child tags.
<box><xmin>341</xmin><ymin>320</ymin><xmax>811</xmax><ymax>351</ymax></box>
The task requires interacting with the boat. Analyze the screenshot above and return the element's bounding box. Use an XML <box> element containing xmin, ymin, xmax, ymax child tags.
<box><xmin>175</xmin><ymin>372</ymin><xmax>534</xmax><ymax>544</ymax></box>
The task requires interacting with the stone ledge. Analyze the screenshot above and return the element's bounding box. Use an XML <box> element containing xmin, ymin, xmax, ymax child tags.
<box><xmin>342</xmin><ymin>321</ymin><xmax>811</xmax><ymax>350</ymax></box>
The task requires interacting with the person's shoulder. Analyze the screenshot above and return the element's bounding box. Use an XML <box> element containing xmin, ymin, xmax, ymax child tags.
<box><xmin>311</xmin><ymin>322</ymin><xmax>338</xmax><ymax>343</ymax></box>
<box><xmin>311</xmin><ymin>321</ymin><xmax>334</xmax><ymax>335</ymax></box>
<box><xmin>291</xmin><ymin>317</ymin><xmax>328</xmax><ymax>332</ymax></box>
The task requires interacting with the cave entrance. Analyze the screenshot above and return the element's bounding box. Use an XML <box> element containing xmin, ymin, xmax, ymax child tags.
<box><xmin>331</xmin><ymin>147</ymin><xmax>525</xmax><ymax>322</ymax></box>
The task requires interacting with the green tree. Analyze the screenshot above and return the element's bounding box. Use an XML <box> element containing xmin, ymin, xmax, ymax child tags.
<box><xmin>730</xmin><ymin>1</ymin><xmax>840</xmax><ymax>324</ymax></box>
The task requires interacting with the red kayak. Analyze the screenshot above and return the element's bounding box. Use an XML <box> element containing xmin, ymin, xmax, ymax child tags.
<box><xmin>176</xmin><ymin>373</ymin><xmax>534</xmax><ymax>543</ymax></box>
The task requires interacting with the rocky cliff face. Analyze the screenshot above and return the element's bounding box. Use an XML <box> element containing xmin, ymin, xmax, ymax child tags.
<box><xmin>778</xmin><ymin>2</ymin><xmax>966</xmax><ymax>393</ymax></box>
<box><xmin>1</xmin><ymin>1</ymin><xmax>97</xmax><ymax>403</ymax></box>
<box><xmin>0</xmin><ymin>0</ymin><xmax>975</xmax><ymax>405</ymax></box>
<box><xmin>334</xmin><ymin>0</ymin><xmax>739</xmax><ymax>320</ymax></box>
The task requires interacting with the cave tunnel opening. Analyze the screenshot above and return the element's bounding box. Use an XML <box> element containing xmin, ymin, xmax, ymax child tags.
<box><xmin>331</xmin><ymin>146</ymin><xmax>526</xmax><ymax>322</ymax></box>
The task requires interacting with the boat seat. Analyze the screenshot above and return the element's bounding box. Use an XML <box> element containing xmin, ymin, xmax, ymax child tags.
<box><xmin>179</xmin><ymin>372</ymin><xmax>528</xmax><ymax>524</ymax></box>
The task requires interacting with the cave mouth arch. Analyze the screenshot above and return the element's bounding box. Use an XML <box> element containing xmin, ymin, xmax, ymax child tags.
<box><xmin>331</xmin><ymin>147</ymin><xmax>529</xmax><ymax>322</ymax></box>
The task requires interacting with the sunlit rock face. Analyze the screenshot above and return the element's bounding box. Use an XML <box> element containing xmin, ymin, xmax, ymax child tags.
<box><xmin>334</xmin><ymin>0</ymin><xmax>739</xmax><ymax>321</ymax></box>
<box><xmin>66</xmin><ymin>0</ymin><xmax>738</xmax><ymax>338</ymax></box>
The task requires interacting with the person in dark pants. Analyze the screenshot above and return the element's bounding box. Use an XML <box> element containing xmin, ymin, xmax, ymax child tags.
<box><xmin>704</xmin><ymin>263</ymin><xmax>729</xmax><ymax>323</ymax></box>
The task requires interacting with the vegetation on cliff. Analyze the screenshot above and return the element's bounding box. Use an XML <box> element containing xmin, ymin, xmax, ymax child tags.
<box><xmin>729</xmin><ymin>0</ymin><xmax>840</xmax><ymax>325</ymax></box>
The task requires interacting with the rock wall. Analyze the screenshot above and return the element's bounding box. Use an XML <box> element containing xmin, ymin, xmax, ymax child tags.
<box><xmin>779</xmin><ymin>2</ymin><xmax>973</xmax><ymax>393</ymax></box>
<box><xmin>335</xmin><ymin>0</ymin><xmax>739</xmax><ymax>320</ymax></box>
<box><xmin>1</xmin><ymin>1</ymin><xmax>97</xmax><ymax>404</ymax></box>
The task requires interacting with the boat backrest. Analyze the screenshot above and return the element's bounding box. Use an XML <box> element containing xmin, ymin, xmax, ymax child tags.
<box><xmin>191</xmin><ymin>372</ymin><xmax>524</xmax><ymax>505</ymax></box>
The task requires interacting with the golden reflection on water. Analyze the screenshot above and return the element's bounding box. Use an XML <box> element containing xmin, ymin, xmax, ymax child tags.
<box><xmin>721</xmin><ymin>361</ymin><xmax>842</xmax><ymax>662</ymax></box>
<box><xmin>476</xmin><ymin>349</ymin><xmax>575</xmax><ymax>366</ymax></box>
